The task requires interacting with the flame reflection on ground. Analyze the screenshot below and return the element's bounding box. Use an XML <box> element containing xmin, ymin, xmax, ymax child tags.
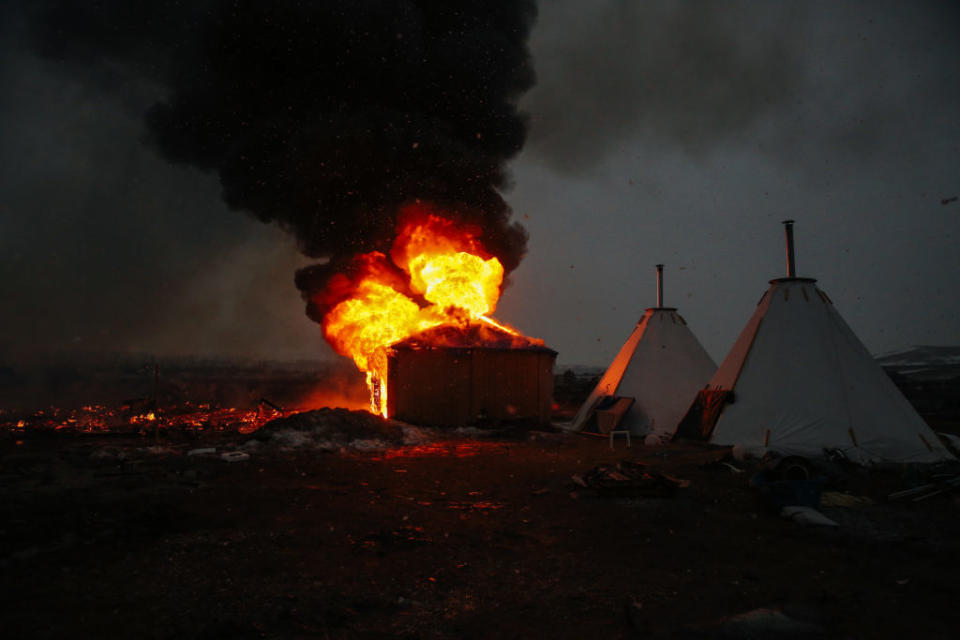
<box><xmin>372</xmin><ymin>441</ymin><xmax>510</xmax><ymax>460</ymax></box>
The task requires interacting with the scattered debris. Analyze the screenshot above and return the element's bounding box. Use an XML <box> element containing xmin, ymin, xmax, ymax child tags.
<box><xmin>820</xmin><ymin>491</ymin><xmax>874</xmax><ymax>507</ymax></box>
<box><xmin>572</xmin><ymin>460</ymin><xmax>688</xmax><ymax>497</ymax></box>
<box><xmin>630</xmin><ymin>605</ymin><xmax>830</xmax><ymax>638</ymax></box>
<box><xmin>888</xmin><ymin>475</ymin><xmax>960</xmax><ymax>502</ymax></box>
<box><xmin>220</xmin><ymin>451</ymin><xmax>250</xmax><ymax>463</ymax></box>
<box><xmin>258</xmin><ymin>397</ymin><xmax>285</xmax><ymax>412</ymax></box>
<box><xmin>781</xmin><ymin>506</ymin><xmax>840</xmax><ymax>527</ymax></box>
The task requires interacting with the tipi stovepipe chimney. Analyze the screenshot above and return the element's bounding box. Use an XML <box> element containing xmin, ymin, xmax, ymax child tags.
<box><xmin>783</xmin><ymin>220</ymin><xmax>796</xmax><ymax>278</ymax></box>
<box><xmin>656</xmin><ymin>264</ymin><xmax>664</xmax><ymax>307</ymax></box>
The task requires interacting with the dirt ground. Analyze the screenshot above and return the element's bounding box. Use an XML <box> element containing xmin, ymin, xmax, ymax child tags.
<box><xmin>2</xmin><ymin>426</ymin><xmax>960</xmax><ymax>639</ymax></box>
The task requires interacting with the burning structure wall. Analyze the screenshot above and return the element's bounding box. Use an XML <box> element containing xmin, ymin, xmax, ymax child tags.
<box><xmin>383</xmin><ymin>322</ymin><xmax>556</xmax><ymax>427</ymax></box>
<box><xmin>387</xmin><ymin>344</ymin><xmax>556</xmax><ymax>427</ymax></box>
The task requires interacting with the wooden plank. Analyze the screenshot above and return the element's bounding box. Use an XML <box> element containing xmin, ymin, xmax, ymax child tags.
<box><xmin>596</xmin><ymin>397</ymin><xmax>635</xmax><ymax>434</ymax></box>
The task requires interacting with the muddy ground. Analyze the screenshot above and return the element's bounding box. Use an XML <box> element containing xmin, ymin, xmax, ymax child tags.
<box><xmin>2</xmin><ymin>424</ymin><xmax>959</xmax><ymax>640</ymax></box>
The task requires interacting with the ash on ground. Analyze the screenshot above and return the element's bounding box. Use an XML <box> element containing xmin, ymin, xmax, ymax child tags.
<box><xmin>254</xmin><ymin>408</ymin><xmax>431</xmax><ymax>452</ymax></box>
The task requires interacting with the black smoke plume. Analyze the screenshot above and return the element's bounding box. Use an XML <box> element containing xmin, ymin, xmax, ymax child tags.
<box><xmin>29</xmin><ymin>0</ymin><xmax>536</xmax><ymax>305</ymax></box>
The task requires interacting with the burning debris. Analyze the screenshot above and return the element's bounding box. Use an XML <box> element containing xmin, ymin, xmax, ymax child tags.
<box><xmin>1</xmin><ymin>402</ymin><xmax>278</xmax><ymax>436</ymax></box>
<box><xmin>0</xmin><ymin>358</ymin><xmax>373</xmax><ymax>436</ymax></box>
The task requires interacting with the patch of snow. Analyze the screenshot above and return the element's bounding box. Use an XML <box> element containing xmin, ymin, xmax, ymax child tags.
<box><xmin>451</xmin><ymin>426</ymin><xmax>489</xmax><ymax>437</ymax></box>
<box><xmin>89</xmin><ymin>447</ymin><xmax>126</xmax><ymax>460</ymax></box>
<box><xmin>143</xmin><ymin>446</ymin><xmax>179</xmax><ymax>456</ymax></box>
<box><xmin>400</xmin><ymin>426</ymin><xmax>431</xmax><ymax>445</ymax></box>
<box><xmin>351</xmin><ymin>438</ymin><xmax>393</xmax><ymax>451</ymax></box>
<box><xmin>272</xmin><ymin>430</ymin><xmax>315</xmax><ymax>449</ymax></box>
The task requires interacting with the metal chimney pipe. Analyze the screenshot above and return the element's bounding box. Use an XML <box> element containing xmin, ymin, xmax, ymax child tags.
<box><xmin>782</xmin><ymin>220</ymin><xmax>796</xmax><ymax>278</ymax></box>
<box><xmin>656</xmin><ymin>264</ymin><xmax>664</xmax><ymax>307</ymax></box>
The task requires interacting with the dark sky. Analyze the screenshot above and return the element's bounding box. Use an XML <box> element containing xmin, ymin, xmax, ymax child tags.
<box><xmin>1</xmin><ymin>0</ymin><xmax>958</xmax><ymax>366</ymax></box>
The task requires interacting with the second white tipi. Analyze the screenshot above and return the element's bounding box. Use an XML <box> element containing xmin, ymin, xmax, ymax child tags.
<box><xmin>675</xmin><ymin>221</ymin><xmax>953</xmax><ymax>464</ymax></box>
<box><xmin>571</xmin><ymin>265</ymin><xmax>716</xmax><ymax>438</ymax></box>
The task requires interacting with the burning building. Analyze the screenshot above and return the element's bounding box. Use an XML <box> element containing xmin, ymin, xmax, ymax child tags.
<box><xmin>306</xmin><ymin>204</ymin><xmax>556</xmax><ymax>425</ymax></box>
<box><xmin>386</xmin><ymin>323</ymin><xmax>556</xmax><ymax>427</ymax></box>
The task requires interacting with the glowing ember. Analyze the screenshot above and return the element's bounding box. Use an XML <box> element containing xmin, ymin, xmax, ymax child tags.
<box><xmin>318</xmin><ymin>204</ymin><xmax>537</xmax><ymax>417</ymax></box>
<box><xmin>1</xmin><ymin>402</ymin><xmax>282</xmax><ymax>435</ymax></box>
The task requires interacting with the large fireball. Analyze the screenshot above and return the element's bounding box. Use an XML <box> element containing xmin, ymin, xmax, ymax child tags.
<box><xmin>318</xmin><ymin>204</ymin><xmax>529</xmax><ymax>417</ymax></box>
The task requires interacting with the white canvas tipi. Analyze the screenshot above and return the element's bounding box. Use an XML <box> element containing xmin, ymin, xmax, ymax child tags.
<box><xmin>676</xmin><ymin>221</ymin><xmax>953</xmax><ymax>464</ymax></box>
<box><xmin>571</xmin><ymin>265</ymin><xmax>717</xmax><ymax>437</ymax></box>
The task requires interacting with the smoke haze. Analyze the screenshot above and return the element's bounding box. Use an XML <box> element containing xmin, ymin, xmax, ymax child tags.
<box><xmin>524</xmin><ymin>1</ymin><xmax>805</xmax><ymax>172</ymax></box>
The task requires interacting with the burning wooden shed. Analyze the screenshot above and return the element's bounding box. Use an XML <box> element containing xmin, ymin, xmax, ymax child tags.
<box><xmin>384</xmin><ymin>322</ymin><xmax>556</xmax><ymax>427</ymax></box>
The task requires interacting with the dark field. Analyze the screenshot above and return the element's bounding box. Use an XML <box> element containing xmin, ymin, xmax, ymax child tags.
<box><xmin>2</xmin><ymin>425</ymin><xmax>959</xmax><ymax>639</ymax></box>
<box><xmin>2</xmin><ymin>357</ymin><xmax>960</xmax><ymax>639</ymax></box>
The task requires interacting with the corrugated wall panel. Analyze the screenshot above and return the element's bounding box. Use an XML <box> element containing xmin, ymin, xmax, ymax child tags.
<box><xmin>388</xmin><ymin>349</ymin><xmax>471</xmax><ymax>425</ymax></box>
<box><xmin>389</xmin><ymin>348</ymin><xmax>555</xmax><ymax>427</ymax></box>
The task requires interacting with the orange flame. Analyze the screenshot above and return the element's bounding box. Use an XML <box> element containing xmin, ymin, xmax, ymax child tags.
<box><xmin>322</xmin><ymin>280</ymin><xmax>438</xmax><ymax>373</ymax></box>
<box><xmin>319</xmin><ymin>204</ymin><xmax>529</xmax><ymax>417</ymax></box>
<box><xmin>409</xmin><ymin>252</ymin><xmax>504</xmax><ymax>317</ymax></box>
